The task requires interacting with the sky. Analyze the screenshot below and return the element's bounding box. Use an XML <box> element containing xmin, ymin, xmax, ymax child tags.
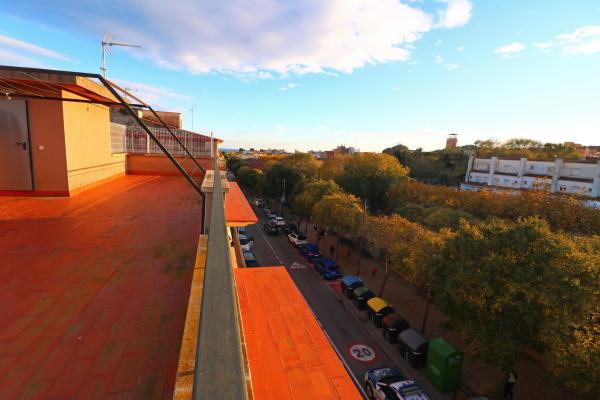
<box><xmin>1</xmin><ymin>1</ymin><xmax>599</xmax><ymax>152</ymax></box>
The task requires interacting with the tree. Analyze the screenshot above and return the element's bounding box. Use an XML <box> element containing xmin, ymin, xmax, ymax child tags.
<box><xmin>280</xmin><ymin>153</ymin><xmax>320</xmax><ymax>181</ymax></box>
<box><xmin>320</xmin><ymin>154</ymin><xmax>351</xmax><ymax>180</ymax></box>
<box><xmin>292</xmin><ymin>179</ymin><xmax>340</xmax><ymax>233</ymax></box>
<box><xmin>236</xmin><ymin>166</ymin><xmax>260</xmax><ymax>189</ymax></box>
<box><xmin>313</xmin><ymin>192</ymin><xmax>362</xmax><ymax>261</ymax></box>
<box><xmin>432</xmin><ymin>217</ymin><xmax>599</xmax><ymax>372</ymax></box>
<box><xmin>336</xmin><ymin>153</ymin><xmax>409</xmax><ymax>213</ymax></box>
<box><xmin>263</xmin><ymin>163</ymin><xmax>300</xmax><ymax>199</ymax></box>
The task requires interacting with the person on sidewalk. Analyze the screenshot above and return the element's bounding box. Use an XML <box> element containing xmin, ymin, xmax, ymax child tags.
<box><xmin>371</xmin><ymin>267</ymin><xmax>377</xmax><ymax>277</ymax></box>
<box><xmin>329</xmin><ymin>245</ymin><xmax>335</xmax><ymax>257</ymax></box>
<box><xmin>503</xmin><ymin>370</ymin><xmax>517</xmax><ymax>400</ymax></box>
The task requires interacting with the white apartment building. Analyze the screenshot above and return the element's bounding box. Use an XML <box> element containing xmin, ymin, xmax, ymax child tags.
<box><xmin>462</xmin><ymin>155</ymin><xmax>600</xmax><ymax>198</ymax></box>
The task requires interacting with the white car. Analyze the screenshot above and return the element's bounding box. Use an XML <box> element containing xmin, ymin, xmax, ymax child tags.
<box><xmin>239</xmin><ymin>234</ymin><xmax>253</xmax><ymax>252</ymax></box>
<box><xmin>288</xmin><ymin>233</ymin><xmax>309</xmax><ymax>247</ymax></box>
<box><xmin>274</xmin><ymin>217</ymin><xmax>286</xmax><ymax>227</ymax></box>
<box><xmin>364</xmin><ymin>368</ymin><xmax>429</xmax><ymax>400</ymax></box>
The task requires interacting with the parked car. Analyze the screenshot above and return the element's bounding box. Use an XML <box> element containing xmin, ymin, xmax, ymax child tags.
<box><xmin>281</xmin><ymin>223</ymin><xmax>298</xmax><ymax>234</ymax></box>
<box><xmin>364</xmin><ymin>367</ymin><xmax>429</xmax><ymax>400</ymax></box>
<box><xmin>239</xmin><ymin>234</ymin><xmax>253</xmax><ymax>252</ymax></box>
<box><xmin>263</xmin><ymin>207</ymin><xmax>272</xmax><ymax>215</ymax></box>
<box><xmin>263</xmin><ymin>221</ymin><xmax>279</xmax><ymax>235</ymax></box>
<box><xmin>298</xmin><ymin>243</ymin><xmax>321</xmax><ymax>262</ymax></box>
<box><xmin>253</xmin><ymin>198</ymin><xmax>265</xmax><ymax>207</ymax></box>
<box><xmin>274</xmin><ymin>216</ymin><xmax>286</xmax><ymax>227</ymax></box>
<box><xmin>288</xmin><ymin>232</ymin><xmax>309</xmax><ymax>247</ymax></box>
<box><xmin>237</xmin><ymin>227</ymin><xmax>247</xmax><ymax>236</ymax></box>
<box><xmin>313</xmin><ymin>258</ymin><xmax>342</xmax><ymax>280</ymax></box>
<box><xmin>267</xmin><ymin>212</ymin><xmax>278</xmax><ymax>220</ymax></box>
<box><xmin>243</xmin><ymin>251</ymin><xmax>260</xmax><ymax>268</ymax></box>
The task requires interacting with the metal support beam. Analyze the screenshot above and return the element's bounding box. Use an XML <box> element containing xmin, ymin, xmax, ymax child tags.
<box><xmin>96</xmin><ymin>75</ymin><xmax>207</xmax><ymax>234</ymax></box>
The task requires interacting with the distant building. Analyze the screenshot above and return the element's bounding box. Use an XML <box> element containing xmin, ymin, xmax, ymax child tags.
<box><xmin>462</xmin><ymin>155</ymin><xmax>600</xmax><ymax>198</ymax></box>
<box><xmin>324</xmin><ymin>145</ymin><xmax>358</xmax><ymax>159</ymax></box>
<box><xmin>446</xmin><ymin>134</ymin><xmax>458</xmax><ymax>149</ymax></box>
<box><xmin>563</xmin><ymin>142</ymin><xmax>600</xmax><ymax>159</ymax></box>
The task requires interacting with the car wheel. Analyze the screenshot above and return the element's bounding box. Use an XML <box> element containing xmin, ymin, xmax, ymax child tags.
<box><xmin>365</xmin><ymin>382</ymin><xmax>374</xmax><ymax>400</ymax></box>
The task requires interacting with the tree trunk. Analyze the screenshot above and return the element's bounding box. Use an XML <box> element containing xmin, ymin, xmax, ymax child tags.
<box><xmin>335</xmin><ymin>235</ymin><xmax>340</xmax><ymax>262</ymax></box>
<box><xmin>420</xmin><ymin>287</ymin><xmax>431</xmax><ymax>335</ymax></box>
<box><xmin>379</xmin><ymin>253</ymin><xmax>390</xmax><ymax>297</ymax></box>
<box><xmin>356</xmin><ymin>239</ymin><xmax>362</xmax><ymax>277</ymax></box>
<box><xmin>305</xmin><ymin>219</ymin><xmax>309</xmax><ymax>235</ymax></box>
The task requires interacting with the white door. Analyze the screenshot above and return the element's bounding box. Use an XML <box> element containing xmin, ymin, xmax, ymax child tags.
<box><xmin>0</xmin><ymin>99</ymin><xmax>33</xmax><ymax>191</ymax></box>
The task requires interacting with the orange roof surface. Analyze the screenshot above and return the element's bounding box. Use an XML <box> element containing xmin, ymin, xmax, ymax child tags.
<box><xmin>234</xmin><ymin>267</ymin><xmax>362</xmax><ymax>400</ymax></box>
<box><xmin>0</xmin><ymin>175</ymin><xmax>202</xmax><ymax>399</ymax></box>
<box><xmin>225</xmin><ymin>181</ymin><xmax>258</xmax><ymax>226</ymax></box>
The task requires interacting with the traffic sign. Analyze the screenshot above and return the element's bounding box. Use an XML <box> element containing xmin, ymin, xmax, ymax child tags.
<box><xmin>349</xmin><ymin>344</ymin><xmax>376</xmax><ymax>362</ymax></box>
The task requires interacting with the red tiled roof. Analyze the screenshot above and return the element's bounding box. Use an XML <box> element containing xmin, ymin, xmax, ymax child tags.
<box><xmin>225</xmin><ymin>182</ymin><xmax>258</xmax><ymax>226</ymax></box>
<box><xmin>0</xmin><ymin>175</ymin><xmax>202</xmax><ymax>399</ymax></box>
<box><xmin>234</xmin><ymin>267</ymin><xmax>362</xmax><ymax>400</ymax></box>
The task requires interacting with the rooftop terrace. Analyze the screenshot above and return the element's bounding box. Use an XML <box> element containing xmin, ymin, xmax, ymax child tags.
<box><xmin>0</xmin><ymin>175</ymin><xmax>202</xmax><ymax>399</ymax></box>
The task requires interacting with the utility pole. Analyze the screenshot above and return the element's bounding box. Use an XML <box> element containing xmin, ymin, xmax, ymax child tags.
<box><xmin>356</xmin><ymin>198</ymin><xmax>367</xmax><ymax>276</ymax></box>
<box><xmin>280</xmin><ymin>178</ymin><xmax>286</xmax><ymax>217</ymax></box>
<box><xmin>189</xmin><ymin>105</ymin><xmax>197</xmax><ymax>131</ymax></box>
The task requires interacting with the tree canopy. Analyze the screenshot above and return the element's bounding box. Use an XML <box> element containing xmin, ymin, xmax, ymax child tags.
<box><xmin>432</xmin><ymin>217</ymin><xmax>600</xmax><ymax>373</ymax></box>
<box><xmin>336</xmin><ymin>152</ymin><xmax>409</xmax><ymax>213</ymax></box>
<box><xmin>313</xmin><ymin>192</ymin><xmax>362</xmax><ymax>237</ymax></box>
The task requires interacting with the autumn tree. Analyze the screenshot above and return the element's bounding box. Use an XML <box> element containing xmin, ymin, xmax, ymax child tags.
<box><xmin>336</xmin><ymin>153</ymin><xmax>409</xmax><ymax>213</ymax></box>
<box><xmin>320</xmin><ymin>154</ymin><xmax>351</xmax><ymax>180</ymax></box>
<box><xmin>432</xmin><ymin>217</ymin><xmax>599</xmax><ymax>373</ymax></box>
<box><xmin>292</xmin><ymin>179</ymin><xmax>340</xmax><ymax>233</ymax></box>
<box><xmin>313</xmin><ymin>192</ymin><xmax>362</xmax><ymax>261</ymax></box>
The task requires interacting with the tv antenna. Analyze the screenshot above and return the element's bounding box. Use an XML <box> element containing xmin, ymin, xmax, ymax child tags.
<box><xmin>101</xmin><ymin>31</ymin><xmax>141</xmax><ymax>77</ymax></box>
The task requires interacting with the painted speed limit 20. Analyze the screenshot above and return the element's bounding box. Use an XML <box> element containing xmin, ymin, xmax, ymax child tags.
<box><xmin>349</xmin><ymin>344</ymin><xmax>376</xmax><ymax>362</ymax></box>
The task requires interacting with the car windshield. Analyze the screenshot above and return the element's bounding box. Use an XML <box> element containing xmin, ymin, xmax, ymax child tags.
<box><xmin>297</xmin><ymin>234</ymin><xmax>307</xmax><ymax>240</ymax></box>
<box><xmin>240</xmin><ymin>239</ymin><xmax>249</xmax><ymax>245</ymax></box>
<box><xmin>327</xmin><ymin>265</ymin><xmax>339</xmax><ymax>271</ymax></box>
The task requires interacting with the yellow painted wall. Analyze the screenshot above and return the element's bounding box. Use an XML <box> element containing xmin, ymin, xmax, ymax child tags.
<box><xmin>126</xmin><ymin>154</ymin><xmax>210</xmax><ymax>177</ymax></box>
<box><xmin>26</xmin><ymin>96</ymin><xmax>69</xmax><ymax>192</ymax></box>
<box><xmin>61</xmin><ymin>90</ymin><xmax>125</xmax><ymax>191</ymax></box>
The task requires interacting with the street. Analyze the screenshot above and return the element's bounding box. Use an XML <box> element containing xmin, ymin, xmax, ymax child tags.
<box><xmin>244</xmin><ymin>202</ymin><xmax>452</xmax><ymax>400</ymax></box>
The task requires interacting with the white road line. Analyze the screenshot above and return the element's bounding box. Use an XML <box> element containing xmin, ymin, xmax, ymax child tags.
<box><xmin>305</xmin><ymin>300</ymin><xmax>368</xmax><ymax>399</ymax></box>
<box><xmin>256</xmin><ymin>221</ymin><xmax>286</xmax><ymax>266</ymax></box>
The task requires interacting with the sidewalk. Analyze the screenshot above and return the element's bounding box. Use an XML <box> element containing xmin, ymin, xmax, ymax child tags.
<box><xmin>307</xmin><ymin>229</ymin><xmax>580</xmax><ymax>400</ymax></box>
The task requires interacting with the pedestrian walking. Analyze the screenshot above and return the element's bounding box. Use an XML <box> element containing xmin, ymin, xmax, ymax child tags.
<box><xmin>371</xmin><ymin>267</ymin><xmax>377</xmax><ymax>277</ymax></box>
<box><xmin>503</xmin><ymin>370</ymin><xmax>517</xmax><ymax>400</ymax></box>
<box><xmin>329</xmin><ymin>245</ymin><xmax>335</xmax><ymax>257</ymax></box>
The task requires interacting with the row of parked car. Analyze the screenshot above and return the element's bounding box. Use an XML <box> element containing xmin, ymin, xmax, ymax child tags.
<box><xmin>237</xmin><ymin>227</ymin><xmax>260</xmax><ymax>267</ymax></box>
<box><xmin>341</xmin><ymin>276</ymin><xmax>466</xmax><ymax>399</ymax></box>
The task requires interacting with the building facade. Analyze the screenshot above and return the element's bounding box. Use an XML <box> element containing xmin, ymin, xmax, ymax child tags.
<box><xmin>462</xmin><ymin>155</ymin><xmax>600</xmax><ymax>198</ymax></box>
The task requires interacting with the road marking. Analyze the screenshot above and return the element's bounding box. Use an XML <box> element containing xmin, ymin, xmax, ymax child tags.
<box><xmin>349</xmin><ymin>344</ymin><xmax>377</xmax><ymax>362</ymax></box>
<box><xmin>256</xmin><ymin>222</ymin><xmax>285</xmax><ymax>265</ymax></box>
<box><xmin>290</xmin><ymin>262</ymin><xmax>307</xmax><ymax>269</ymax></box>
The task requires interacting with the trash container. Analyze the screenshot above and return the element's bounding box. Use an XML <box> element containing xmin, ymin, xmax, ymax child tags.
<box><xmin>366</xmin><ymin>297</ymin><xmax>395</xmax><ymax>328</ymax></box>
<box><xmin>353</xmin><ymin>286</ymin><xmax>375</xmax><ymax>310</ymax></box>
<box><xmin>382</xmin><ymin>314</ymin><xmax>409</xmax><ymax>343</ymax></box>
<box><xmin>426</xmin><ymin>338</ymin><xmax>463</xmax><ymax>393</ymax></box>
<box><xmin>398</xmin><ymin>329</ymin><xmax>428</xmax><ymax>369</ymax></box>
<box><xmin>341</xmin><ymin>275</ymin><xmax>363</xmax><ymax>299</ymax></box>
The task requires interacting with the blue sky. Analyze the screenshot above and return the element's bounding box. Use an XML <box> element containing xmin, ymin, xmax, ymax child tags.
<box><xmin>1</xmin><ymin>1</ymin><xmax>599</xmax><ymax>151</ymax></box>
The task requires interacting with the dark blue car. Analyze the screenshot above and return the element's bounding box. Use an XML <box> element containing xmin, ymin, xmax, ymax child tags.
<box><xmin>313</xmin><ymin>258</ymin><xmax>342</xmax><ymax>280</ymax></box>
<box><xmin>298</xmin><ymin>243</ymin><xmax>321</xmax><ymax>262</ymax></box>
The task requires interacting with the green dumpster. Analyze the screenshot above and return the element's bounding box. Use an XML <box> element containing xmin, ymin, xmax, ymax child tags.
<box><xmin>426</xmin><ymin>338</ymin><xmax>463</xmax><ymax>392</ymax></box>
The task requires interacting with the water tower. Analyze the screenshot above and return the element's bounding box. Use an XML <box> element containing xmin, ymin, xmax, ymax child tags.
<box><xmin>446</xmin><ymin>133</ymin><xmax>458</xmax><ymax>149</ymax></box>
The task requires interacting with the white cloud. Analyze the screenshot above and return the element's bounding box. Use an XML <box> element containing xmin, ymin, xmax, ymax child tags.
<box><xmin>435</xmin><ymin>40</ymin><xmax>443</xmax><ymax>46</ymax></box>
<box><xmin>435</xmin><ymin>54</ymin><xmax>444</xmax><ymax>64</ymax></box>
<box><xmin>457</xmin><ymin>46</ymin><xmax>464</xmax><ymax>52</ymax></box>
<box><xmin>0</xmin><ymin>49</ymin><xmax>43</xmax><ymax>67</ymax></box>
<box><xmin>436</xmin><ymin>0</ymin><xmax>473</xmax><ymax>29</ymax></box>
<box><xmin>278</xmin><ymin>83</ymin><xmax>300</xmax><ymax>91</ymax></box>
<box><xmin>111</xmin><ymin>78</ymin><xmax>189</xmax><ymax>106</ymax></box>
<box><xmin>392</xmin><ymin>87</ymin><xmax>402</xmax><ymax>92</ymax></box>
<box><xmin>532</xmin><ymin>25</ymin><xmax>600</xmax><ymax>55</ymax></box>
<box><xmin>494</xmin><ymin>42</ymin><xmax>526</xmax><ymax>57</ymax></box>
<box><xmin>0</xmin><ymin>34</ymin><xmax>70</xmax><ymax>61</ymax></box>
<box><xmin>15</xmin><ymin>0</ymin><xmax>473</xmax><ymax>77</ymax></box>
<box><xmin>445</xmin><ymin>63</ymin><xmax>459</xmax><ymax>70</ymax></box>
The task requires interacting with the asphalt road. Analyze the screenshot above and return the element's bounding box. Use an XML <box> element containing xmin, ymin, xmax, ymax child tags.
<box><xmin>244</xmin><ymin>202</ymin><xmax>452</xmax><ymax>400</ymax></box>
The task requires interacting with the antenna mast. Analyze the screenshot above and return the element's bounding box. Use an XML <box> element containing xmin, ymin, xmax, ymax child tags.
<box><xmin>101</xmin><ymin>32</ymin><xmax>141</xmax><ymax>77</ymax></box>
